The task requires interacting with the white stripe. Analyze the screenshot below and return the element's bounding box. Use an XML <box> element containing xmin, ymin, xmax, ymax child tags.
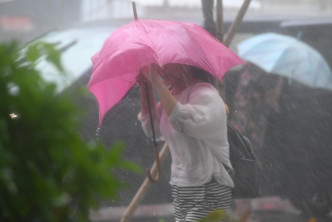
<box><xmin>172</xmin><ymin>180</ymin><xmax>233</xmax><ymax>221</ymax></box>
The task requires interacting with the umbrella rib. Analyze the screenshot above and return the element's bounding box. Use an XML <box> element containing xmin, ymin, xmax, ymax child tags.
<box><xmin>136</xmin><ymin>20</ymin><xmax>159</xmax><ymax>66</ymax></box>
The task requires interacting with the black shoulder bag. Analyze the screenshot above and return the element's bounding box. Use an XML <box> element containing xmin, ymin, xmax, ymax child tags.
<box><xmin>227</xmin><ymin>121</ymin><xmax>260</xmax><ymax>199</ymax></box>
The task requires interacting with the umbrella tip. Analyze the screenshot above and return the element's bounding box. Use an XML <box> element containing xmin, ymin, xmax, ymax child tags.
<box><xmin>132</xmin><ymin>2</ymin><xmax>138</xmax><ymax>20</ymax></box>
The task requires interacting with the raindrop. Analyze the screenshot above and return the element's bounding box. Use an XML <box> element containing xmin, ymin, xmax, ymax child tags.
<box><xmin>9</xmin><ymin>113</ymin><xmax>18</xmax><ymax>119</ymax></box>
<box><xmin>96</xmin><ymin>127</ymin><xmax>101</xmax><ymax>141</ymax></box>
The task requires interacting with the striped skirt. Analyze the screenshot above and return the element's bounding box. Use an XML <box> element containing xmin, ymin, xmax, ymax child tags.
<box><xmin>171</xmin><ymin>179</ymin><xmax>233</xmax><ymax>222</ymax></box>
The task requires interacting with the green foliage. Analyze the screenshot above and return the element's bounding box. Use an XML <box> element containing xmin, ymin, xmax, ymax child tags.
<box><xmin>199</xmin><ymin>209</ymin><xmax>226</xmax><ymax>222</ymax></box>
<box><xmin>24</xmin><ymin>41</ymin><xmax>63</xmax><ymax>71</ymax></box>
<box><xmin>0</xmin><ymin>41</ymin><xmax>141</xmax><ymax>221</ymax></box>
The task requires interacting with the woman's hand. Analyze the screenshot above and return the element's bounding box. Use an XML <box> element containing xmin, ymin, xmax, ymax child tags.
<box><xmin>136</xmin><ymin>72</ymin><xmax>149</xmax><ymax>86</ymax></box>
<box><xmin>140</xmin><ymin>64</ymin><xmax>177</xmax><ymax>116</ymax></box>
<box><xmin>140</xmin><ymin>64</ymin><xmax>163</xmax><ymax>87</ymax></box>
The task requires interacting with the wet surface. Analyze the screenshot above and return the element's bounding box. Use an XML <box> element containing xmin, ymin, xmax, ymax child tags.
<box><xmin>90</xmin><ymin>196</ymin><xmax>332</xmax><ymax>222</ymax></box>
<box><xmin>235</xmin><ymin>197</ymin><xmax>332</xmax><ymax>222</ymax></box>
<box><xmin>251</xmin><ymin>211</ymin><xmax>332</xmax><ymax>222</ymax></box>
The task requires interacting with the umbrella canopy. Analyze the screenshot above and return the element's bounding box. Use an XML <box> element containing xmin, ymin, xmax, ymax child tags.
<box><xmin>237</xmin><ymin>32</ymin><xmax>332</xmax><ymax>90</ymax></box>
<box><xmin>89</xmin><ymin>19</ymin><xmax>244</xmax><ymax>126</ymax></box>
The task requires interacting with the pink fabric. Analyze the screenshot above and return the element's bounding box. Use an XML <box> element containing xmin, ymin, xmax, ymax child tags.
<box><xmin>89</xmin><ymin>19</ymin><xmax>245</xmax><ymax>126</ymax></box>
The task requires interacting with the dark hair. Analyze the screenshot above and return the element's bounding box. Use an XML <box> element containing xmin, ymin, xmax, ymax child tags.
<box><xmin>190</xmin><ymin>66</ymin><xmax>218</xmax><ymax>87</ymax></box>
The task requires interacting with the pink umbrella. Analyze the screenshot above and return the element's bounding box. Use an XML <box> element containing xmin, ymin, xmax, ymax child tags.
<box><xmin>89</xmin><ymin>19</ymin><xmax>245</xmax><ymax>126</ymax></box>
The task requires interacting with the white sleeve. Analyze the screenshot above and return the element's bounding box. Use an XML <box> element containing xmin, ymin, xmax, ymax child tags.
<box><xmin>168</xmin><ymin>83</ymin><xmax>226</xmax><ymax>142</ymax></box>
<box><xmin>138</xmin><ymin>103</ymin><xmax>164</xmax><ymax>141</ymax></box>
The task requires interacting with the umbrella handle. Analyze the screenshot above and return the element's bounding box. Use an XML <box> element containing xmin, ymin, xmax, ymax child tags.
<box><xmin>146</xmin><ymin>147</ymin><xmax>161</xmax><ymax>182</ymax></box>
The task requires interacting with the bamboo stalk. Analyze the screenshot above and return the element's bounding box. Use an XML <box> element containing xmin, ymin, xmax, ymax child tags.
<box><xmin>223</xmin><ymin>0</ymin><xmax>252</xmax><ymax>47</ymax></box>
<box><xmin>120</xmin><ymin>143</ymin><xmax>169</xmax><ymax>222</ymax></box>
<box><xmin>216</xmin><ymin>0</ymin><xmax>224</xmax><ymax>42</ymax></box>
<box><xmin>219</xmin><ymin>0</ymin><xmax>251</xmax><ymax>100</ymax></box>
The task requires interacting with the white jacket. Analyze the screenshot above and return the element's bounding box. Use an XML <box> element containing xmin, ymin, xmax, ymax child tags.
<box><xmin>138</xmin><ymin>82</ymin><xmax>234</xmax><ymax>187</ymax></box>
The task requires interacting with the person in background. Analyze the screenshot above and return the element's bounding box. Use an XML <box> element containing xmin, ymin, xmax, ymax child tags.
<box><xmin>137</xmin><ymin>63</ymin><xmax>234</xmax><ymax>222</ymax></box>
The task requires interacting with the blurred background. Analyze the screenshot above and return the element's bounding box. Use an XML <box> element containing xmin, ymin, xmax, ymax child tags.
<box><xmin>2</xmin><ymin>0</ymin><xmax>332</xmax><ymax>222</ymax></box>
<box><xmin>1</xmin><ymin>0</ymin><xmax>331</xmax><ymax>44</ymax></box>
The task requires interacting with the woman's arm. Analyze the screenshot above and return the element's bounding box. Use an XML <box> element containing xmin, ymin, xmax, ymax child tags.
<box><xmin>169</xmin><ymin>83</ymin><xmax>227</xmax><ymax>142</ymax></box>
<box><xmin>152</xmin><ymin>77</ymin><xmax>177</xmax><ymax>116</ymax></box>
<box><xmin>143</xmin><ymin>65</ymin><xmax>177</xmax><ymax>116</ymax></box>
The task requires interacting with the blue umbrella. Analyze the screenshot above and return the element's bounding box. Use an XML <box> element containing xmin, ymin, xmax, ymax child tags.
<box><xmin>237</xmin><ymin>32</ymin><xmax>332</xmax><ymax>90</ymax></box>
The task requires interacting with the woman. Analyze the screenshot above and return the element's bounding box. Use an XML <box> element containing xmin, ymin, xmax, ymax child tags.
<box><xmin>137</xmin><ymin>63</ymin><xmax>234</xmax><ymax>222</ymax></box>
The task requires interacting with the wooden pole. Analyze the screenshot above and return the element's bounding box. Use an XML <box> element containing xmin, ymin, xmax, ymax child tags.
<box><xmin>216</xmin><ymin>0</ymin><xmax>224</xmax><ymax>42</ymax></box>
<box><xmin>120</xmin><ymin>143</ymin><xmax>169</xmax><ymax>222</ymax></box>
<box><xmin>223</xmin><ymin>0</ymin><xmax>252</xmax><ymax>47</ymax></box>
